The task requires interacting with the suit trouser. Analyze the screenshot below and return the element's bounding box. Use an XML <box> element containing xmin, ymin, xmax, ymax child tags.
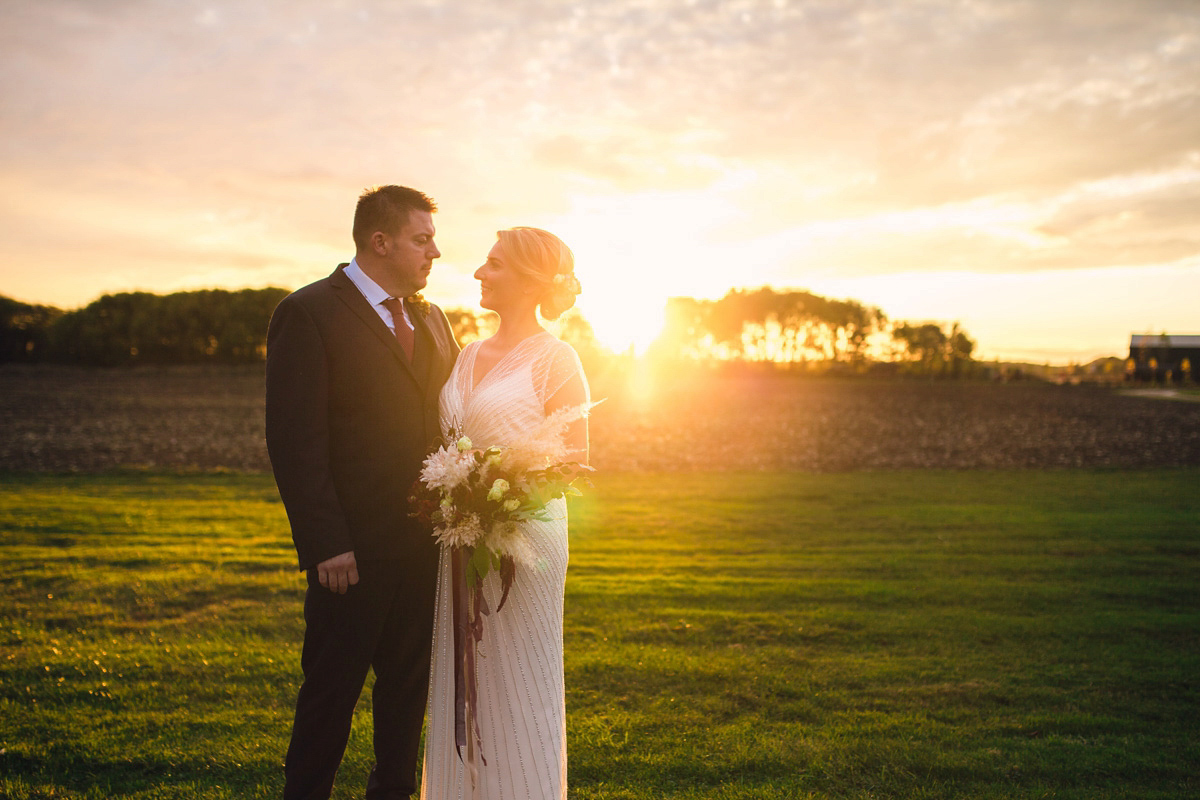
<box><xmin>284</xmin><ymin>557</ymin><xmax>438</xmax><ymax>800</ymax></box>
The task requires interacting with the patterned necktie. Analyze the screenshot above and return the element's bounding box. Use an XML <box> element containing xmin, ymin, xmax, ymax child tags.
<box><xmin>380</xmin><ymin>297</ymin><xmax>415</xmax><ymax>361</ymax></box>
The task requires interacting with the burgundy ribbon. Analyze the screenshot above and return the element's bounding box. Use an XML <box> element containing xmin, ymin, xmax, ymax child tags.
<box><xmin>452</xmin><ymin>546</ymin><xmax>488</xmax><ymax>769</ymax></box>
<box><xmin>451</xmin><ymin>547</ymin><xmax>469</xmax><ymax>762</ymax></box>
<box><xmin>450</xmin><ymin>547</ymin><xmax>519</xmax><ymax>774</ymax></box>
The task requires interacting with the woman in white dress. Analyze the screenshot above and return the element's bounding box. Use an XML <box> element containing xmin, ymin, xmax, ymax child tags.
<box><xmin>421</xmin><ymin>227</ymin><xmax>589</xmax><ymax>800</ymax></box>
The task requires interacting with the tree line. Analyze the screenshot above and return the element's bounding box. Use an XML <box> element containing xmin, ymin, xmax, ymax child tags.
<box><xmin>2</xmin><ymin>286</ymin><xmax>976</xmax><ymax>375</ymax></box>
<box><xmin>1</xmin><ymin>289</ymin><xmax>290</xmax><ymax>366</ymax></box>
<box><xmin>650</xmin><ymin>287</ymin><xmax>975</xmax><ymax>375</ymax></box>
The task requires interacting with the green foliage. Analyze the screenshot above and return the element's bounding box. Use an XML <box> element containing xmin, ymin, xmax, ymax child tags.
<box><xmin>48</xmin><ymin>288</ymin><xmax>291</xmax><ymax>366</ymax></box>
<box><xmin>0</xmin><ymin>289</ymin><xmax>290</xmax><ymax>367</ymax></box>
<box><xmin>655</xmin><ymin>287</ymin><xmax>889</xmax><ymax>366</ymax></box>
<box><xmin>1</xmin><ymin>470</ymin><xmax>1197</xmax><ymax>798</ymax></box>
<box><xmin>6</xmin><ymin>284</ymin><xmax>976</xmax><ymax>374</ymax></box>
<box><xmin>0</xmin><ymin>295</ymin><xmax>62</xmax><ymax>363</ymax></box>
<box><xmin>466</xmin><ymin>540</ymin><xmax>493</xmax><ymax>589</ymax></box>
<box><xmin>652</xmin><ymin>288</ymin><xmax>986</xmax><ymax>374</ymax></box>
<box><xmin>892</xmin><ymin>321</ymin><xmax>977</xmax><ymax>376</ymax></box>
<box><xmin>443</xmin><ymin>307</ymin><xmax>494</xmax><ymax>349</ymax></box>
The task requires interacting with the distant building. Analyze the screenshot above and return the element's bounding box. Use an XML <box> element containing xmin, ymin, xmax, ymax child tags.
<box><xmin>1127</xmin><ymin>334</ymin><xmax>1200</xmax><ymax>383</ymax></box>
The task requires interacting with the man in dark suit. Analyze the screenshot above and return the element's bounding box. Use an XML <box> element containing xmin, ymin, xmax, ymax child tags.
<box><xmin>265</xmin><ymin>185</ymin><xmax>460</xmax><ymax>799</ymax></box>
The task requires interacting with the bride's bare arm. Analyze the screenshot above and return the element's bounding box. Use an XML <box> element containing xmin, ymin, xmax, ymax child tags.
<box><xmin>545</xmin><ymin>372</ymin><xmax>589</xmax><ymax>465</ymax></box>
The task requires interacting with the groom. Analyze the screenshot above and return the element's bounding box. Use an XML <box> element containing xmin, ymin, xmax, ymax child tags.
<box><xmin>265</xmin><ymin>185</ymin><xmax>460</xmax><ymax>799</ymax></box>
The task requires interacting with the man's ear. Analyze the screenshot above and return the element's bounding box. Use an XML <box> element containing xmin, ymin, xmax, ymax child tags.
<box><xmin>371</xmin><ymin>231</ymin><xmax>389</xmax><ymax>255</ymax></box>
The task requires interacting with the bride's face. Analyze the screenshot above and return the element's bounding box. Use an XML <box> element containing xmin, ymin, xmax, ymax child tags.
<box><xmin>474</xmin><ymin>241</ymin><xmax>536</xmax><ymax>314</ymax></box>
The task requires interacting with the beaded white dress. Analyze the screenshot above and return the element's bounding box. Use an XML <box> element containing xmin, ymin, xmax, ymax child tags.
<box><xmin>420</xmin><ymin>331</ymin><xmax>588</xmax><ymax>800</ymax></box>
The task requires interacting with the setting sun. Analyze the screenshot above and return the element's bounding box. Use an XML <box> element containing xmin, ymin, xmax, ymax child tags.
<box><xmin>546</xmin><ymin>187</ymin><xmax>748</xmax><ymax>354</ymax></box>
<box><xmin>4</xmin><ymin>1</ymin><xmax>1199</xmax><ymax>365</ymax></box>
<box><xmin>573</xmin><ymin>289</ymin><xmax>666</xmax><ymax>355</ymax></box>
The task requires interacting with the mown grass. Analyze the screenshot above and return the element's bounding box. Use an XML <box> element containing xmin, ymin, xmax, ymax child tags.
<box><xmin>1</xmin><ymin>470</ymin><xmax>1197</xmax><ymax>798</ymax></box>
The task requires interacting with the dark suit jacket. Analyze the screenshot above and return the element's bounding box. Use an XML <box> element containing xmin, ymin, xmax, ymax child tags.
<box><xmin>265</xmin><ymin>265</ymin><xmax>460</xmax><ymax>570</ymax></box>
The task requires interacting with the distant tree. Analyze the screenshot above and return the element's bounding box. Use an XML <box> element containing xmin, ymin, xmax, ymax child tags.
<box><xmin>947</xmin><ymin>322</ymin><xmax>975</xmax><ymax>377</ymax></box>
<box><xmin>706</xmin><ymin>289</ymin><xmax>756</xmax><ymax>358</ymax></box>
<box><xmin>703</xmin><ymin>288</ymin><xmax>804</xmax><ymax>361</ymax></box>
<box><xmin>820</xmin><ymin>298</ymin><xmax>886</xmax><ymax>364</ymax></box>
<box><xmin>651</xmin><ymin>287</ymin><xmax>886</xmax><ymax>368</ymax></box>
<box><xmin>893</xmin><ymin>323</ymin><xmax>944</xmax><ymax>374</ymax></box>
<box><xmin>0</xmin><ymin>295</ymin><xmax>62</xmax><ymax>363</ymax></box>
<box><xmin>46</xmin><ymin>288</ymin><xmax>289</xmax><ymax>365</ymax></box>
<box><xmin>555</xmin><ymin>309</ymin><xmax>596</xmax><ymax>350</ymax></box>
<box><xmin>48</xmin><ymin>292</ymin><xmax>152</xmax><ymax>365</ymax></box>
<box><xmin>892</xmin><ymin>320</ymin><xmax>976</xmax><ymax>377</ymax></box>
<box><xmin>552</xmin><ymin>309</ymin><xmax>610</xmax><ymax>376</ymax></box>
<box><xmin>652</xmin><ymin>297</ymin><xmax>711</xmax><ymax>360</ymax></box>
<box><xmin>443</xmin><ymin>308</ymin><xmax>499</xmax><ymax>349</ymax></box>
<box><xmin>772</xmin><ymin>290</ymin><xmax>826</xmax><ymax>363</ymax></box>
<box><xmin>770</xmin><ymin>291</ymin><xmax>811</xmax><ymax>362</ymax></box>
<box><xmin>225</xmin><ymin>288</ymin><xmax>290</xmax><ymax>360</ymax></box>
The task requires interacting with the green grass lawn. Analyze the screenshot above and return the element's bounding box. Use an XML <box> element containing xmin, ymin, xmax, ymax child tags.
<box><xmin>1</xmin><ymin>470</ymin><xmax>1197</xmax><ymax>799</ymax></box>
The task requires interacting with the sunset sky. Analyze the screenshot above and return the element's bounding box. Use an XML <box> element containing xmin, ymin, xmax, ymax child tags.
<box><xmin>2</xmin><ymin>0</ymin><xmax>1198</xmax><ymax>362</ymax></box>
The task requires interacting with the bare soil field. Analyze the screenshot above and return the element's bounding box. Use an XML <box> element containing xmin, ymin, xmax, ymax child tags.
<box><xmin>2</xmin><ymin>363</ymin><xmax>1198</xmax><ymax>472</ymax></box>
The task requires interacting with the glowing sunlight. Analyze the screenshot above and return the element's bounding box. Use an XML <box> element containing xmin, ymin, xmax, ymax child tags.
<box><xmin>575</xmin><ymin>289</ymin><xmax>666</xmax><ymax>355</ymax></box>
<box><xmin>549</xmin><ymin>186</ymin><xmax>748</xmax><ymax>354</ymax></box>
<box><xmin>5</xmin><ymin>1</ymin><xmax>1200</xmax><ymax>365</ymax></box>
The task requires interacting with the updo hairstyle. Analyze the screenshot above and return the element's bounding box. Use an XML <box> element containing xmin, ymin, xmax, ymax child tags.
<box><xmin>495</xmin><ymin>227</ymin><xmax>581</xmax><ymax>321</ymax></box>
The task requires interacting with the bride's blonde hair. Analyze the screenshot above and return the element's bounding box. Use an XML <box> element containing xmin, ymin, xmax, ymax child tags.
<box><xmin>496</xmin><ymin>227</ymin><xmax>581</xmax><ymax>321</ymax></box>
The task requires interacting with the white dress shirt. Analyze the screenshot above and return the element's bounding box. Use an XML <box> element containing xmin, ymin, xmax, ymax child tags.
<box><xmin>343</xmin><ymin>258</ymin><xmax>413</xmax><ymax>335</ymax></box>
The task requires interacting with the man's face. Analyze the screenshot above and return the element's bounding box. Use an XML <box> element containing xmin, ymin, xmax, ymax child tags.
<box><xmin>380</xmin><ymin>210</ymin><xmax>440</xmax><ymax>296</ymax></box>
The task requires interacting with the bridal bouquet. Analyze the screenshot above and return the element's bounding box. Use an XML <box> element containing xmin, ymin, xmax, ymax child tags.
<box><xmin>410</xmin><ymin>402</ymin><xmax>594</xmax><ymax>593</ymax></box>
<box><xmin>409</xmin><ymin>402</ymin><xmax>595</xmax><ymax>768</ymax></box>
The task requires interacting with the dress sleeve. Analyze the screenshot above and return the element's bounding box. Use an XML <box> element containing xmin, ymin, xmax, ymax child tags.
<box><xmin>534</xmin><ymin>339</ymin><xmax>590</xmax><ymax>408</ymax></box>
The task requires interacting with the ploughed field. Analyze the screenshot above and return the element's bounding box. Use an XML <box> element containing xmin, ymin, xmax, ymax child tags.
<box><xmin>2</xmin><ymin>364</ymin><xmax>1198</xmax><ymax>472</ymax></box>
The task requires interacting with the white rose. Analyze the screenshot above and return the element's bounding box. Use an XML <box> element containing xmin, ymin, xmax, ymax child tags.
<box><xmin>456</xmin><ymin>435</ymin><xmax>472</xmax><ymax>452</ymax></box>
<box><xmin>502</xmin><ymin>498</ymin><xmax>520</xmax><ymax>512</ymax></box>
<box><xmin>487</xmin><ymin>478</ymin><xmax>510</xmax><ymax>501</ymax></box>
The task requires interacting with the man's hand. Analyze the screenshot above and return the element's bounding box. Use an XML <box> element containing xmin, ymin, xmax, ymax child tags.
<box><xmin>316</xmin><ymin>551</ymin><xmax>359</xmax><ymax>594</ymax></box>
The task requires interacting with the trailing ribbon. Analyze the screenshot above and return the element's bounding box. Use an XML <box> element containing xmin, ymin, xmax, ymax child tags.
<box><xmin>451</xmin><ymin>547</ymin><xmax>518</xmax><ymax>783</ymax></box>
<box><xmin>451</xmin><ymin>547</ymin><xmax>470</xmax><ymax>765</ymax></box>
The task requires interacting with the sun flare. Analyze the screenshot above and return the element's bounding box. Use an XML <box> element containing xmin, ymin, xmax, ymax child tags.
<box><xmin>573</xmin><ymin>290</ymin><xmax>666</xmax><ymax>355</ymax></box>
<box><xmin>545</xmin><ymin>187</ymin><xmax>749</xmax><ymax>355</ymax></box>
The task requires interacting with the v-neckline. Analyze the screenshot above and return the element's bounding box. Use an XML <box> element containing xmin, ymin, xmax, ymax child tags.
<box><xmin>468</xmin><ymin>331</ymin><xmax>548</xmax><ymax>393</ymax></box>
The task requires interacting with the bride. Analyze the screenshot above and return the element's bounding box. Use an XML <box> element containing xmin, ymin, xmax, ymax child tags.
<box><xmin>421</xmin><ymin>227</ymin><xmax>589</xmax><ymax>800</ymax></box>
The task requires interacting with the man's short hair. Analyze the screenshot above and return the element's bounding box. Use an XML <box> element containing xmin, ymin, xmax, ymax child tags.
<box><xmin>352</xmin><ymin>185</ymin><xmax>437</xmax><ymax>250</ymax></box>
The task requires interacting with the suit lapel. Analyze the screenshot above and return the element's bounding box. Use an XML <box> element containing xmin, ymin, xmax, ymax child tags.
<box><xmin>329</xmin><ymin>265</ymin><xmax>420</xmax><ymax>384</ymax></box>
<box><xmin>409</xmin><ymin>301</ymin><xmax>457</xmax><ymax>443</ymax></box>
<box><xmin>408</xmin><ymin>303</ymin><xmax>427</xmax><ymax>386</ymax></box>
<box><xmin>412</xmin><ymin>301</ymin><xmax>459</xmax><ymax>385</ymax></box>
<box><xmin>409</xmin><ymin>301</ymin><xmax>444</xmax><ymax>388</ymax></box>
